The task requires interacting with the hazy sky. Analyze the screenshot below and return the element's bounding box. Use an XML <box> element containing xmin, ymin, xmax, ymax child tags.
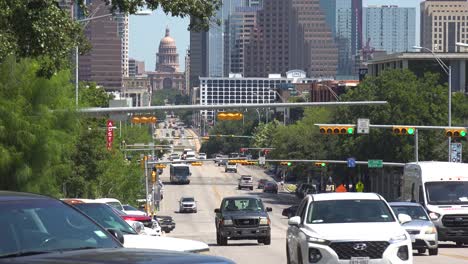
<box><xmin>129</xmin><ymin>0</ymin><xmax>423</xmax><ymax>72</ymax></box>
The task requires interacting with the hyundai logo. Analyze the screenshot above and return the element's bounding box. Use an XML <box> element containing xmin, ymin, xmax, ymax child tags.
<box><xmin>353</xmin><ymin>243</ymin><xmax>368</xmax><ymax>251</ymax></box>
<box><xmin>454</xmin><ymin>217</ymin><xmax>464</xmax><ymax>222</ymax></box>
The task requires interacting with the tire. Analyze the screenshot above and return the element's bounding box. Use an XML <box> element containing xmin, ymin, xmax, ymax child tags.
<box><xmin>263</xmin><ymin>235</ymin><xmax>271</xmax><ymax>245</ymax></box>
<box><xmin>194</xmin><ymin>210</ymin><xmax>197</xmax><ymax>213</ymax></box>
<box><xmin>219</xmin><ymin>234</ymin><xmax>228</xmax><ymax>246</ymax></box>
<box><xmin>286</xmin><ymin>243</ymin><xmax>291</xmax><ymax>264</ymax></box>
<box><xmin>429</xmin><ymin>248</ymin><xmax>438</xmax><ymax>255</ymax></box>
<box><xmin>417</xmin><ymin>249</ymin><xmax>426</xmax><ymax>254</ymax></box>
<box><xmin>297</xmin><ymin>247</ymin><xmax>303</xmax><ymax>264</ymax></box>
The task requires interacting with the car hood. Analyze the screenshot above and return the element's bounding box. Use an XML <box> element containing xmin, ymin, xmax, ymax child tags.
<box><xmin>304</xmin><ymin>222</ymin><xmax>406</xmax><ymax>241</ymax></box>
<box><xmin>221</xmin><ymin>210</ymin><xmax>268</xmax><ymax>218</ymax></box>
<box><xmin>123</xmin><ymin>234</ymin><xmax>209</xmax><ymax>253</ymax></box>
<box><xmin>0</xmin><ymin>248</ymin><xmax>233</xmax><ymax>264</ymax></box>
<box><xmin>402</xmin><ymin>220</ymin><xmax>434</xmax><ymax>229</ymax></box>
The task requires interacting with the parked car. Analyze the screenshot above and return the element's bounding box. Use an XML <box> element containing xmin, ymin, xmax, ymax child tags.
<box><xmin>1</xmin><ymin>191</ymin><xmax>235</xmax><ymax>263</ymax></box>
<box><xmin>238</xmin><ymin>175</ymin><xmax>254</xmax><ymax>190</ymax></box>
<box><xmin>257</xmin><ymin>179</ymin><xmax>268</xmax><ymax>189</ymax></box>
<box><xmin>389</xmin><ymin>202</ymin><xmax>438</xmax><ymax>255</ymax></box>
<box><xmin>94</xmin><ymin>197</ymin><xmax>124</xmax><ymax>211</ymax></box>
<box><xmin>214</xmin><ymin>196</ymin><xmax>272</xmax><ymax>245</ymax></box>
<box><xmin>263</xmin><ymin>181</ymin><xmax>278</xmax><ymax>193</ymax></box>
<box><xmin>282</xmin><ymin>205</ymin><xmax>299</xmax><ymax>218</ymax></box>
<box><xmin>155</xmin><ymin>215</ymin><xmax>176</xmax><ymax>233</ymax></box>
<box><xmin>169</xmin><ymin>153</ymin><xmax>180</xmax><ymax>161</ymax></box>
<box><xmin>123</xmin><ymin>204</ymin><xmax>147</xmax><ymax>216</ymax></box>
<box><xmin>179</xmin><ymin>197</ymin><xmax>197</xmax><ymax>213</ymax></box>
<box><xmin>286</xmin><ymin>193</ymin><xmax>413</xmax><ymax>264</ymax></box>
<box><xmin>225</xmin><ymin>163</ymin><xmax>237</xmax><ymax>173</ymax></box>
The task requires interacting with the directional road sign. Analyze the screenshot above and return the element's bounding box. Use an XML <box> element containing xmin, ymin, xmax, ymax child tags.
<box><xmin>368</xmin><ymin>159</ymin><xmax>383</xmax><ymax>168</ymax></box>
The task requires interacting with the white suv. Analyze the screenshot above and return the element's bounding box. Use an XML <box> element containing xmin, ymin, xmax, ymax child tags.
<box><xmin>286</xmin><ymin>193</ymin><xmax>412</xmax><ymax>264</ymax></box>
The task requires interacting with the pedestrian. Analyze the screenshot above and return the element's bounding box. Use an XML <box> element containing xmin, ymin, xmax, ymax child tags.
<box><xmin>336</xmin><ymin>182</ymin><xmax>347</xmax><ymax>192</ymax></box>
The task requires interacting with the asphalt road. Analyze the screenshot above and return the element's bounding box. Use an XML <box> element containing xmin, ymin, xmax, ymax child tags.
<box><xmin>156</xmin><ymin>127</ymin><xmax>468</xmax><ymax>264</ymax></box>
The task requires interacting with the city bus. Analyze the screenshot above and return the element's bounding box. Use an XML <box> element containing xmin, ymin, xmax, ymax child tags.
<box><xmin>170</xmin><ymin>163</ymin><xmax>191</xmax><ymax>184</ymax></box>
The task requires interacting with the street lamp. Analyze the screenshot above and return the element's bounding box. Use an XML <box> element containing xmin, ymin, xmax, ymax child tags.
<box><xmin>75</xmin><ymin>8</ymin><xmax>151</xmax><ymax>107</ymax></box>
<box><xmin>317</xmin><ymin>83</ymin><xmax>340</xmax><ymax>101</ymax></box>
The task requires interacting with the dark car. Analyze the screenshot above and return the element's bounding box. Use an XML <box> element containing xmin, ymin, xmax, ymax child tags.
<box><xmin>214</xmin><ymin>196</ymin><xmax>272</xmax><ymax>246</ymax></box>
<box><xmin>0</xmin><ymin>191</ymin><xmax>234</xmax><ymax>264</ymax></box>
<box><xmin>257</xmin><ymin>179</ymin><xmax>268</xmax><ymax>189</ymax></box>
<box><xmin>154</xmin><ymin>215</ymin><xmax>175</xmax><ymax>233</ymax></box>
<box><xmin>263</xmin><ymin>181</ymin><xmax>278</xmax><ymax>194</ymax></box>
<box><xmin>281</xmin><ymin>205</ymin><xmax>299</xmax><ymax>218</ymax></box>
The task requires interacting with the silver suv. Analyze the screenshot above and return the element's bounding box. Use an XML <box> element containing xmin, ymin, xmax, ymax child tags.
<box><xmin>238</xmin><ymin>175</ymin><xmax>254</xmax><ymax>190</ymax></box>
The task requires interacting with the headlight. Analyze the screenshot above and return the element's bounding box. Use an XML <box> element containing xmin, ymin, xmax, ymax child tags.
<box><xmin>307</xmin><ymin>236</ymin><xmax>329</xmax><ymax>245</ymax></box>
<box><xmin>428</xmin><ymin>211</ymin><xmax>440</xmax><ymax>220</ymax></box>
<box><xmin>424</xmin><ymin>226</ymin><xmax>437</xmax><ymax>234</ymax></box>
<box><xmin>259</xmin><ymin>217</ymin><xmax>270</xmax><ymax>225</ymax></box>
<box><xmin>223</xmin><ymin>219</ymin><xmax>233</xmax><ymax>226</ymax></box>
<box><xmin>390</xmin><ymin>234</ymin><xmax>408</xmax><ymax>243</ymax></box>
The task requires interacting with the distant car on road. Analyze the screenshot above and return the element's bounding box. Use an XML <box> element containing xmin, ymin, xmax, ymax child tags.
<box><xmin>263</xmin><ymin>181</ymin><xmax>278</xmax><ymax>194</ymax></box>
<box><xmin>214</xmin><ymin>196</ymin><xmax>272</xmax><ymax>246</ymax></box>
<box><xmin>214</xmin><ymin>154</ymin><xmax>223</xmax><ymax>163</ymax></box>
<box><xmin>389</xmin><ymin>202</ymin><xmax>438</xmax><ymax>255</ymax></box>
<box><xmin>169</xmin><ymin>153</ymin><xmax>180</xmax><ymax>161</ymax></box>
<box><xmin>179</xmin><ymin>197</ymin><xmax>197</xmax><ymax>213</ymax></box>
<box><xmin>257</xmin><ymin>179</ymin><xmax>268</xmax><ymax>189</ymax></box>
<box><xmin>238</xmin><ymin>175</ymin><xmax>254</xmax><ymax>190</ymax></box>
<box><xmin>225</xmin><ymin>163</ymin><xmax>237</xmax><ymax>173</ymax></box>
<box><xmin>198</xmin><ymin>153</ymin><xmax>207</xmax><ymax>159</ymax></box>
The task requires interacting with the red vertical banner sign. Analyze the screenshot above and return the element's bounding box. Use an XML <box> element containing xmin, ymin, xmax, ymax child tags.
<box><xmin>106</xmin><ymin>120</ymin><xmax>114</xmax><ymax>150</ymax></box>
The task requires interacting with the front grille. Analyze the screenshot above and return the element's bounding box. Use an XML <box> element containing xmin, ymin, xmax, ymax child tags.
<box><xmin>234</xmin><ymin>218</ymin><xmax>259</xmax><ymax>227</ymax></box>
<box><xmin>407</xmin><ymin>230</ymin><xmax>420</xmax><ymax>235</ymax></box>
<box><xmin>414</xmin><ymin>239</ymin><xmax>426</xmax><ymax>247</ymax></box>
<box><xmin>442</xmin><ymin>215</ymin><xmax>468</xmax><ymax>227</ymax></box>
<box><xmin>329</xmin><ymin>241</ymin><xmax>389</xmax><ymax>260</ymax></box>
<box><xmin>183</xmin><ymin>204</ymin><xmax>193</xmax><ymax>207</ymax></box>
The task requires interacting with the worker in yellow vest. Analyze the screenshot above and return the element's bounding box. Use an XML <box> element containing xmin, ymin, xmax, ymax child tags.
<box><xmin>356</xmin><ymin>180</ymin><xmax>364</xmax><ymax>192</ymax></box>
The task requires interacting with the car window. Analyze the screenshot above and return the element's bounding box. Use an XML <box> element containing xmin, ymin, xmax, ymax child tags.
<box><xmin>307</xmin><ymin>199</ymin><xmax>395</xmax><ymax>224</ymax></box>
<box><xmin>74</xmin><ymin>204</ymin><xmax>137</xmax><ymax>235</ymax></box>
<box><xmin>106</xmin><ymin>202</ymin><xmax>123</xmax><ymax>211</ymax></box>
<box><xmin>390</xmin><ymin>205</ymin><xmax>429</xmax><ymax>221</ymax></box>
<box><xmin>0</xmin><ymin>199</ymin><xmax>120</xmax><ymax>256</ymax></box>
<box><xmin>222</xmin><ymin>198</ymin><xmax>264</xmax><ymax>212</ymax></box>
<box><xmin>182</xmin><ymin>198</ymin><xmax>194</xmax><ymax>202</ymax></box>
<box><xmin>295</xmin><ymin>198</ymin><xmax>308</xmax><ymax>221</ymax></box>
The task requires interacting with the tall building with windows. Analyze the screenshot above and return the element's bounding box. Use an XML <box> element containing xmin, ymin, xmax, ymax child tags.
<box><xmin>421</xmin><ymin>0</ymin><xmax>468</xmax><ymax>53</ymax></box>
<box><xmin>319</xmin><ymin>0</ymin><xmax>362</xmax><ymax>78</ymax></box>
<box><xmin>364</xmin><ymin>5</ymin><xmax>416</xmax><ymax>54</ymax></box>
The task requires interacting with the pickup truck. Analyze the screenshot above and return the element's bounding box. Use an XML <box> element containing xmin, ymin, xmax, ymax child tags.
<box><xmin>214</xmin><ymin>196</ymin><xmax>272</xmax><ymax>246</ymax></box>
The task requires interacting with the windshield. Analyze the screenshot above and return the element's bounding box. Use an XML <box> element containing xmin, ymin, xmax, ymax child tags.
<box><xmin>425</xmin><ymin>182</ymin><xmax>468</xmax><ymax>205</ymax></box>
<box><xmin>123</xmin><ymin>205</ymin><xmax>139</xmax><ymax>211</ymax></box>
<box><xmin>106</xmin><ymin>202</ymin><xmax>123</xmax><ymax>211</ymax></box>
<box><xmin>222</xmin><ymin>198</ymin><xmax>265</xmax><ymax>212</ymax></box>
<box><xmin>0</xmin><ymin>199</ymin><xmax>120</xmax><ymax>257</ymax></box>
<box><xmin>307</xmin><ymin>199</ymin><xmax>395</xmax><ymax>224</ymax></box>
<box><xmin>173</xmin><ymin>166</ymin><xmax>190</xmax><ymax>176</ymax></box>
<box><xmin>73</xmin><ymin>204</ymin><xmax>137</xmax><ymax>235</ymax></box>
<box><xmin>182</xmin><ymin>198</ymin><xmax>194</xmax><ymax>202</ymax></box>
<box><xmin>391</xmin><ymin>205</ymin><xmax>429</xmax><ymax>221</ymax></box>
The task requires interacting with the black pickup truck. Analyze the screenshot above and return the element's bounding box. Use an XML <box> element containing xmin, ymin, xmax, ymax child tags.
<box><xmin>214</xmin><ymin>196</ymin><xmax>272</xmax><ymax>246</ymax></box>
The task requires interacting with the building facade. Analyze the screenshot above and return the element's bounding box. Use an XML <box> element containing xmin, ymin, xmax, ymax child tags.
<box><xmin>128</xmin><ymin>58</ymin><xmax>145</xmax><ymax>77</ymax></box>
<box><xmin>147</xmin><ymin>27</ymin><xmax>185</xmax><ymax>93</ymax></box>
<box><xmin>364</xmin><ymin>5</ymin><xmax>416</xmax><ymax>54</ymax></box>
<box><xmin>319</xmin><ymin>0</ymin><xmax>362</xmax><ymax>78</ymax></box>
<box><xmin>122</xmin><ymin>76</ymin><xmax>151</xmax><ymax>107</ymax></box>
<box><xmin>421</xmin><ymin>0</ymin><xmax>468</xmax><ymax>53</ymax></box>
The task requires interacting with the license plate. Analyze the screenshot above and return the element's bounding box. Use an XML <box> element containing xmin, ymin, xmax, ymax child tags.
<box><xmin>350</xmin><ymin>257</ymin><xmax>369</xmax><ymax>264</ymax></box>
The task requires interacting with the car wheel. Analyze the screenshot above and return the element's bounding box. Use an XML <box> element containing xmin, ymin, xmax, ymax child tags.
<box><xmin>219</xmin><ymin>234</ymin><xmax>228</xmax><ymax>246</ymax></box>
<box><xmin>429</xmin><ymin>248</ymin><xmax>438</xmax><ymax>255</ymax></box>
<box><xmin>286</xmin><ymin>242</ymin><xmax>291</xmax><ymax>264</ymax></box>
<box><xmin>194</xmin><ymin>210</ymin><xmax>197</xmax><ymax>213</ymax></box>
<box><xmin>297</xmin><ymin>247</ymin><xmax>303</xmax><ymax>264</ymax></box>
<box><xmin>263</xmin><ymin>235</ymin><xmax>271</xmax><ymax>245</ymax></box>
<box><xmin>417</xmin><ymin>249</ymin><xmax>426</xmax><ymax>254</ymax></box>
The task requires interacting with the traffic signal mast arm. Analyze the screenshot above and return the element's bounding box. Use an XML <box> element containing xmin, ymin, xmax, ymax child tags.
<box><xmin>266</xmin><ymin>159</ymin><xmax>405</xmax><ymax>167</ymax></box>
<box><xmin>315</xmin><ymin>123</ymin><xmax>467</xmax><ymax>136</ymax></box>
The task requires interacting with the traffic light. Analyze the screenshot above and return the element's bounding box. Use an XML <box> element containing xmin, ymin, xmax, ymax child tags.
<box><xmin>131</xmin><ymin>116</ymin><xmax>157</xmax><ymax>124</ymax></box>
<box><xmin>319</xmin><ymin>126</ymin><xmax>355</xmax><ymax>135</ymax></box>
<box><xmin>151</xmin><ymin>171</ymin><xmax>156</xmax><ymax>183</ymax></box>
<box><xmin>392</xmin><ymin>126</ymin><xmax>415</xmax><ymax>135</ymax></box>
<box><xmin>445</xmin><ymin>128</ymin><xmax>467</xmax><ymax>137</ymax></box>
<box><xmin>280</xmin><ymin>162</ymin><xmax>292</xmax><ymax>166</ymax></box>
<box><xmin>217</xmin><ymin>112</ymin><xmax>243</xmax><ymax>121</ymax></box>
<box><xmin>314</xmin><ymin>162</ymin><xmax>327</xmax><ymax>167</ymax></box>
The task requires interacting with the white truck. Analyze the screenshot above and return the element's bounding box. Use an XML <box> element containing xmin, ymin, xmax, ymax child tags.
<box><xmin>401</xmin><ymin>161</ymin><xmax>468</xmax><ymax>246</ymax></box>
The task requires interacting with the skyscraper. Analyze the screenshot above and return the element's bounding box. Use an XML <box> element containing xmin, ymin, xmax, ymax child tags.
<box><xmin>188</xmin><ymin>26</ymin><xmax>208</xmax><ymax>89</ymax></box>
<box><xmin>79</xmin><ymin>0</ymin><xmax>125</xmax><ymax>91</ymax></box>
<box><xmin>364</xmin><ymin>5</ymin><xmax>416</xmax><ymax>54</ymax></box>
<box><xmin>421</xmin><ymin>0</ymin><xmax>468</xmax><ymax>53</ymax></box>
<box><xmin>129</xmin><ymin>58</ymin><xmax>145</xmax><ymax>77</ymax></box>
<box><xmin>319</xmin><ymin>0</ymin><xmax>362</xmax><ymax>78</ymax></box>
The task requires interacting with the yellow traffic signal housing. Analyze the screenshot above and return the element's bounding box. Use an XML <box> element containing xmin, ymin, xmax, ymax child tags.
<box><xmin>131</xmin><ymin>116</ymin><xmax>157</xmax><ymax>124</ymax></box>
<box><xmin>191</xmin><ymin>162</ymin><xmax>203</xmax><ymax>166</ymax></box>
<box><xmin>151</xmin><ymin>171</ymin><xmax>156</xmax><ymax>182</ymax></box>
<box><xmin>201</xmin><ymin>136</ymin><xmax>210</xmax><ymax>140</ymax></box>
<box><xmin>314</xmin><ymin>162</ymin><xmax>327</xmax><ymax>167</ymax></box>
<box><xmin>319</xmin><ymin>126</ymin><xmax>355</xmax><ymax>135</ymax></box>
<box><xmin>392</xmin><ymin>126</ymin><xmax>415</xmax><ymax>135</ymax></box>
<box><xmin>217</xmin><ymin>112</ymin><xmax>243</xmax><ymax>121</ymax></box>
<box><xmin>445</xmin><ymin>128</ymin><xmax>467</xmax><ymax>137</ymax></box>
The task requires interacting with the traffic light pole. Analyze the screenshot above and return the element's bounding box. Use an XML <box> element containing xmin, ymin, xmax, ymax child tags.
<box><xmin>415</xmin><ymin>129</ymin><xmax>419</xmax><ymax>162</ymax></box>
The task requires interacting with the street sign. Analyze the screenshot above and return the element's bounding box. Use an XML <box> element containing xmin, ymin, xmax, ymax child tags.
<box><xmin>347</xmin><ymin>158</ymin><xmax>356</xmax><ymax>168</ymax></box>
<box><xmin>259</xmin><ymin>156</ymin><xmax>266</xmax><ymax>165</ymax></box>
<box><xmin>106</xmin><ymin>120</ymin><xmax>114</xmax><ymax>150</ymax></box>
<box><xmin>357</xmin><ymin>118</ymin><xmax>370</xmax><ymax>134</ymax></box>
<box><xmin>368</xmin><ymin>159</ymin><xmax>383</xmax><ymax>168</ymax></box>
<box><xmin>450</xmin><ymin>143</ymin><xmax>462</xmax><ymax>163</ymax></box>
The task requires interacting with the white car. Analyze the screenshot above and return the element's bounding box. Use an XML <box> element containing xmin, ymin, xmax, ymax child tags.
<box><xmin>125</xmin><ymin>219</ymin><xmax>162</xmax><ymax>236</ymax></box>
<box><xmin>179</xmin><ymin>196</ymin><xmax>197</xmax><ymax>213</ymax></box>
<box><xmin>286</xmin><ymin>193</ymin><xmax>412</xmax><ymax>264</ymax></box>
<box><xmin>198</xmin><ymin>153</ymin><xmax>207</xmax><ymax>159</ymax></box>
<box><xmin>123</xmin><ymin>204</ymin><xmax>147</xmax><ymax>216</ymax></box>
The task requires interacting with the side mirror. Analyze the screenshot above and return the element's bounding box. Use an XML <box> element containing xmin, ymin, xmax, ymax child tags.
<box><xmin>266</xmin><ymin>207</ymin><xmax>273</xmax><ymax>212</ymax></box>
<box><xmin>214</xmin><ymin>208</ymin><xmax>221</xmax><ymax>213</ymax></box>
<box><xmin>107</xmin><ymin>228</ymin><xmax>125</xmax><ymax>244</ymax></box>
<box><xmin>398</xmin><ymin>213</ymin><xmax>412</xmax><ymax>224</ymax></box>
<box><xmin>282</xmin><ymin>209</ymin><xmax>289</xmax><ymax>217</ymax></box>
<box><xmin>288</xmin><ymin>216</ymin><xmax>301</xmax><ymax>226</ymax></box>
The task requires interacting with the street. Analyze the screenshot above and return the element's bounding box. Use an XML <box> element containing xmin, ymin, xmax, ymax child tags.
<box><xmin>156</xmin><ymin>129</ymin><xmax>468</xmax><ymax>264</ymax></box>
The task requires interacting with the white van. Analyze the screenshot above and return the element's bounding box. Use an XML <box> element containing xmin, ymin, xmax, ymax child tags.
<box><xmin>401</xmin><ymin>161</ymin><xmax>468</xmax><ymax>246</ymax></box>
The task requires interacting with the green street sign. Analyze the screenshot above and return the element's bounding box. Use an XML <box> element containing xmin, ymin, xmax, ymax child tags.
<box><xmin>368</xmin><ymin>159</ymin><xmax>383</xmax><ymax>168</ymax></box>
